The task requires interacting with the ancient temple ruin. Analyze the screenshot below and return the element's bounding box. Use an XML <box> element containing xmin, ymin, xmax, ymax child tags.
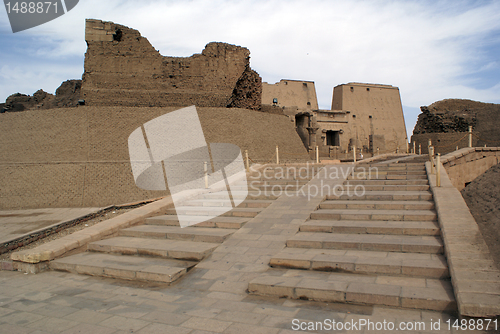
<box><xmin>262</xmin><ymin>80</ymin><xmax>409</xmax><ymax>157</ymax></box>
<box><xmin>82</xmin><ymin>19</ymin><xmax>262</xmax><ymax>110</ymax></box>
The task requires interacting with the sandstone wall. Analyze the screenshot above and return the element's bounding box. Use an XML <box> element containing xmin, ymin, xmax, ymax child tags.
<box><xmin>330</xmin><ymin>83</ymin><xmax>408</xmax><ymax>153</ymax></box>
<box><xmin>0</xmin><ymin>106</ymin><xmax>308</xmax><ymax>209</ymax></box>
<box><xmin>441</xmin><ymin>147</ymin><xmax>500</xmax><ymax>191</ymax></box>
<box><xmin>262</xmin><ymin>80</ymin><xmax>319</xmax><ymax>110</ymax></box>
<box><xmin>82</xmin><ymin>19</ymin><xmax>261</xmax><ymax>110</ymax></box>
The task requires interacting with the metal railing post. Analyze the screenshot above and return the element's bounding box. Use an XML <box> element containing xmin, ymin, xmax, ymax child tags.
<box><xmin>315</xmin><ymin>146</ymin><xmax>319</xmax><ymax>164</ymax></box>
<box><xmin>353</xmin><ymin>146</ymin><xmax>356</xmax><ymax>164</ymax></box>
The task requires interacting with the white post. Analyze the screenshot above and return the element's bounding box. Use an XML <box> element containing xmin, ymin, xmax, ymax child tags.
<box><xmin>436</xmin><ymin>153</ymin><xmax>441</xmax><ymax>187</ymax></box>
<box><xmin>204</xmin><ymin>161</ymin><xmax>208</xmax><ymax>189</ymax></box>
<box><xmin>419</xmin><ymin>144</ymin><xmax>421</xmax><ymax>155</ymax></box>
<box><xmin>315</xmin><ymin>146</ymin><xmax>319</xmax><ymax>164</ymax></box>
<box><xmin>276</xmin><ymin>145</ymin><xmax>279</xmax><ymax>165</ymax></box>
<box><xmin>245</xmin><ymin>150</ymin><xmax>249</xmax><ymax>172</ymax></box>
<box><xmin>468</xmin><ymin>126</ymin><xmax>472</xmax><ymax>147</ymax></box>
<box><xmin>353</xmin><ymin>146</ymin><xmax>356</xmax><ymax>164</ymax></box>
<box><xmin>456</xmin><ymin>146</ymin><xmax>458</xmax><ymax>151</ymax></box>
<box><xmin>429</xmin><ymin>146</ymin><xmax>435</xmax><ymax>174</ymax></box>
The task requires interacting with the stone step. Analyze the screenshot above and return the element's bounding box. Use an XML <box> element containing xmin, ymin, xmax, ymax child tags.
<box><xmin>327</xmin><ymin>191</ymin><xmax>432</xmax><ymax>201</ymax></box>
<box><xmin>270</xmin><ymin>248</ymin><xmax>449</xmax><ymax>278</ymax></box>
<box><xmin>145</xmin><ymin>215</ymin><xmax>249</xmax><ymax>229</ymax></box>
<box><xmin>88</xmin><ymin>236</ymin><xmax>219</xmax><ymax>261</ymax></box>
<box><xmin>300</xmin><ymin>220</ymin><xmax>440</xmax><ymax>236</ymax></box>
<box><xmin>310</xmin><ymin>209</ymin><xmax>437</xmax><ymax>222</ymax></box>
<box><xmin>50</xmin><ymin>252</ymin><xmax>196</xmax><ymax>284</ymax></box>
<box><xmin>165</xmin><ymin>207</ymin><xmax>263</xmax><ymax>218</ymax></box>
<box><xmin>319</xmin><ymin>200</ymin><xmax>434</xmax><ymax>211</ymax></box>
<box><xmin>120</xmin><ymin>225</ymin><xmax>234</xmax><ymax>243</ymax></box>
<box><xmin>347</xmin><ymin>184</ymin><xmax>430</xmax><ymax>191</ymax></box>
<box><xmin>286</xmin><ymin>232</ymin><xmax>444</xmax><ymax>254</ymax></box>
<box><xmin>248</xmin><ymin>270</ymin><xmax>456</xmax><ymax>311</ymax></box>
<box><xmin>231</xmin><ymin>185</ymin><xmax>303</xmax><ymax>191</ymax></box>
<box><xmin>182</xmin><ymin>199</ymin><xmax>273</xmax><ymax>208</ymax></box>
<box><xmin>201</xmin><ymin>191</ymin><xmax>280</xmax><ymax>200</ymax></box>
<box><xmin>247</xmin><ymin>176</ymin><xmax>314</xmax><ymax>181</ymax></box>
<box><xmin>358</xmin><ymin>163</ymin><xmax>425</xmax><ymax>168</ymax></box>
<box><xmin>352</xmin><ymin>172</ymin><xmax>427</xmax><ymax>178</ymax></box>
<box><xmin>237</xmin><ymin>180</ymin><xmax>310</xmax><ymax>186</ymax></box>
<box><xmin>348</xmin><ymin>174</ymin><xmax>428</xmax><ymax>180</ymax></box>
<box><xmin>343</xmin><ymin>179</ymin><xmax>428</xmax><ymax>186</ymax></box>
<box><xmin>354</xmin><ymin>166</ymin><xmax>425</xmax><ymax>171</ymax></box>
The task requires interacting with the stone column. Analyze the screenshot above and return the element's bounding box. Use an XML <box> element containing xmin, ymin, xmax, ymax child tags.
<box><xmin>307</xmin><ymin>127</ymin><xmax>319</xmax><ymax>152</ymax></box>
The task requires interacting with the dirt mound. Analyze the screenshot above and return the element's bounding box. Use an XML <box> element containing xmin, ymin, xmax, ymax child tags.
<box><xmin>461</xmin><ymin>164</ymin><xmax>500</xmax><ymax>270</ymax></box>
<box><xmin>412</xmin><ymin>99</ymin><xmax>500</xmax><ymax>144</ymax></box>
<box><xmin>0</xmin><ymin>80</ymin><xmax>82</xmax><ymax>113</ymax></box>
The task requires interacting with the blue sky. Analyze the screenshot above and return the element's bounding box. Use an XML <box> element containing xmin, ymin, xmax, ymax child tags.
<box><xmin>1</xmin><ymin>0</ymin><xmax>499</xmax><ymax>138</ymax></box>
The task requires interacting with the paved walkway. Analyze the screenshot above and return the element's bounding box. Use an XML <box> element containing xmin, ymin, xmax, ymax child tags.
<box><xmin>0</xmin><ymin>208</ymin><xmax>102</xmax><ymax>244</ymax></box>
<box><xmin>0</xmin><ymin>267</ymin><xmax>461</xmax><ymax>333</ymax></box>
<box><xmin>1</xmin><ymin>164</ymin><xmax>493</xmax><ymax>333</ymax></box>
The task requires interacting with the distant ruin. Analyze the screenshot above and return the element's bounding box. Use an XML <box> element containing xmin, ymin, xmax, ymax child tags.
<box><xmin>262</xmin><ymin>81</ymin><xmax>409</xmax><ymax>157</ymax></box>
<box><xmin>411</xmin><ymin>99</ymin><xmax>500</xmax><ymax>154</ymax></box>
<box><xmin>82</xmin><ymin>19</ymin><xmax>262</xmax><ymax>110</ymax></box>
<box><xmin>0</xmin><ymin>80</ymin><xmax>82</xmax><ymax>113</ymax></box>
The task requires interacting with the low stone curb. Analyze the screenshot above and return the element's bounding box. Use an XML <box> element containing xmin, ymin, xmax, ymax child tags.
<box><xmin>9</xmin><ymin>196</ymin><xmax>175</xmax><ymax>273</ymax></box>
<box><xmin>440</xmin><ymin>147</ymin><xmax>500</xmax><ymax>165</ymax></box>
<box><xmin>426</xmin><ymin>159</ymin><xmax>500</xmax><ymax>318</ymax></box>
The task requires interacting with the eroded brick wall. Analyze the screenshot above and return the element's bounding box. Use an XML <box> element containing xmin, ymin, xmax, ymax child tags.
<box><xmin>82</xmin><ymin>19</ymin><xmax>261</xmax><ymax>109</ymax></box>
<box><xmin>0</xmin><ymin>106</ymin><xmax>308</xmax><ymax>209</ymax></box>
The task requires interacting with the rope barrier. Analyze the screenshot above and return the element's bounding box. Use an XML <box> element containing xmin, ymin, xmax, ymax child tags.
<box><xmin>471</xmin><ymin>133</ymin><xmax>500</xmax><ymax>143</ymax></box>
<box><xmin>247</xmin><ymin>151</ymin><xmax>277</xmax><ymax>165</ymax></box>
<box><xmin>432</xmin><ymin>133</ymin><xmax>469</xmax><ymax>148</ymax></box>
<box><xmin>280</xmin><ymin>152</ymin><xmax>310</xmax><ymax>156</ymax></box>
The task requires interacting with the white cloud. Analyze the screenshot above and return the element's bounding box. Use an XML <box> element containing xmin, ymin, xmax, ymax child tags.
<box><xmin>1</xmin><ymin>0</ymin><xmax>499</xmax><ymax>138</ymax></box>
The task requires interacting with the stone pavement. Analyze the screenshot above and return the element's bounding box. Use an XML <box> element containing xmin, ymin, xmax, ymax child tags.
<box><xmin>0</xmin><ymin>164</ymin><xmax>495</xmax><ymax>333</ymax></box>
<box><xmin>0</xmin><ymin>267</ymin><xmax>466</xmax><ymax>333</ymax></box>
<box><xmin>0</xmin><ymin>208</ymin><xmax>102</xmax><ymax>244</ymax></box>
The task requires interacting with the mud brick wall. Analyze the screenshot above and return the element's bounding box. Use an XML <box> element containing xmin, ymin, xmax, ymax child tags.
<box><xmin>0</xmin><ymin>106</ymin><xmax>308</xmax><ymax>210</ymax></box>
<box><xmin>411</xmin><ymin>133</ymin><xmax>479</xmax><ymax>155</ymax></box>
<box><xmin>82</xmin><ymin>19</ymin><xmax>261</xmax><ymax>110</ymax></box>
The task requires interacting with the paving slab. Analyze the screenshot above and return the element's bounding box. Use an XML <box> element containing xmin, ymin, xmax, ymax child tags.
<box><xmin>0</xmin><ymin>207</ymin><xmax>102</xmax><ymax>244</ymax></box>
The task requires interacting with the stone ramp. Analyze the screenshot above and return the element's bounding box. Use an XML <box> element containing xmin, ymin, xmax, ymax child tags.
<box><xmin>249</xmin><ymin>162</ymin><xmax>458</xmax><ymax>312</ymax></box>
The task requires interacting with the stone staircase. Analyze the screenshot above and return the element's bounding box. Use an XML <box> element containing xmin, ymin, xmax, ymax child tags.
<box><xmin>50</xmin><ymin>165</ymin><xmax>319</xmax><ymax>284</ymax></box>
<box><xmin>249</xmin><ymin>162</ymin><xmax>457</xmax><ymax>312</ymax></box>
